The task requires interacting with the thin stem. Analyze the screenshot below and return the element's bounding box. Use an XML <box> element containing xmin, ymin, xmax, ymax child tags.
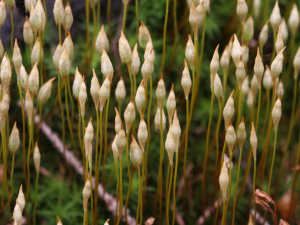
<box><xmin>221</xmin><ymin>70</ymin><xmax>228</xmax><ymax>107</ymax></box>
<box><xmin>166</xmin><ymin>164</ymin><xmax>173</xmax><ymax>225</ymax></box>
<box><xmin>127</xmin><ymin>63</ymin><xmax>133</xmax><ymax>98</ymax></box>
<box><xmin>140</xmin><ymin>152</ymin><xmax>145</xmax><ymax>225</ymax></box>
<box><xmin>202</xmin><ymin>86</ymin><xmax>214</xmax><ymax>210</ymax></box>
<box><xmin>133</xmin><ymin>75</ymin><xmax>137</xmax><ymax>99</ymax></box>
<box><xmin>97</xmin><ymin>111</ymin><xmax>103</xmax><ymax>197</ymax></box>
<box><xmin>57</xmin><ymin>74</ymin><xmax>65</xmax><ymax>156</ymax></box>
<box><xmin>10</xmin><ymin>7</ymin><xmax>14</xmax><ymax>53</ymax></box>
<box><xmin>2</xmin><ymin>128</ymin><xmax>11</xmax><ymax>218</ymax></box>
<box><xmin>122</xmin><ymin>4</ymin><xmax>128</xmax><ymax>32</ymax></box>
<box><xmin>262</xmin><ymin>0</ymin><xmax>270</xmax><ymax>23</ymax></box>
<box><xmin>94</xmin><ymin>109</ymin><xmax>100</xmax><ymax>223</ymax></box>
<box><xmin>26</xmin><ymin>121</ymin><xmax>33</xmax><ymax>202</ymax></box>
<box><xmin>107</xmin><ymin>0</ymin><xmax>112</xmax><ymax>41</ymax></box>
<box><xmin>255</xmin><ymin>88</ymin><xmax>261</xmax><ymax>132</ymax></box>
<box><xmin>102</xmin><ymin>97</ymin><xmax>110</xmax><ymax>194</ymax></box>
<box><xmin>183</xmin><ymin>98</ymin><xmax>189</xmax><ymax>217</ymax></box>
<box><xmin>10</xmin><ymin>152</ymin><xmax>15</xmax><ymax>200</ymax></box>
<box><xmin>82</xmin><ymin>116</ymin><xmax>86</xmax><ymax>178</ymax></box>
<box><xmin>83</xmin><ymin>211</ymin><xmax>87</xmax><ymax>225</ymax></box>
<box><xmin>214</xmin><ymin>99</ymin><xmax>222</xmax><ymax>181</ymax></box>
<box><xmin>125</xmin><ymin>132</ymin><xmax>131</xmax><ymax>224</ymax></box>
<box><xmin>137</xmin><ymin>167</ymin><xmax>142</xmax><ymax>225</ymax></box>
<box><xmin>290</xmin><ymin>134</ymin><xmax>300</xmax><ymax>219</ymax></box>
<box><xmin>33</xmin><ymin>172</ymin><xmax>39</xmax><ymax>225</ymax></box>
<box><xmin>160</xmin><ymin>0</ymin><xmax>170</xmax><ymax>73</ymax></box>
<box><xmin>83</xmin><ymin>0</ymin><xmax>90</xmax><ymax>68</ymax></box>
<box><xmin>67</xmin><ymin>76</ymin><xmax>76</xmax><ymax>147</ymax></box>
<box><xmin>135</xmin><ymin>0</ymin><xmax>139</xmax><ymax>40</ymax></box>
<box><xmin>89</xmin><ymin>166</ymin><xmax>94</xmax><ymax>225</ymax></box>
<box><xmin>172</xmin><ymin>152</ymin><xmax>178</xmax><ymax>225</ymax></box>
<box><xmin>116</xmin><ymin>158</ymin><xmax>123</xmax><ymax>225</ymax></box>
<box><xmin>267</xmin><ymin>129</ymin><xmax>278</xmax><ymax>194</ymax></box>
<box><xmin>214</xmin><ymin>191</ymin><xmax>221</xmax><ymax>225</ymax></box>
<box><xmin>96</xmin><ymin>0</ymin><xmax>100</xmax><ymax>25</ymax></box>
<box><xmin>17</xmin><ymin>79</ymin><xmax>27</xmax><ymax>187</ymax></box>
<box><xmin>39</xmin><ymin>30</ymin><xmax>43</xmax><ymax>85</ymax></box>
<box><xmin>221</xmin><ymin>198</ymin><xmax>226</xmax><ymax>225</ymax></box>
<box><xmin>224</xmin><ymin>154</ymin><xmax>233</xmax><ymax>223</ymax></box>
<box><xmin>78</xmin><ymin>101</ymin><xmax>85</xmax><ymax>176</ymax></box>
<box><xmin>253</xmin><ymin>159</ymin><xmax>257</xmax><ymax>225</ymax></box>
<box><xmin>232</xmin><ymin>146</ymin><xmax>243</xmax><ymax>225</ymax></box>
<box><xmin>237</xmin><ymin>147</ymin><xmax>252</xmax><ymax>202</ymax></box>
<box><xmin>114</xmin><ymin>159</ymin><xmax>119</xmax><ymax>224</ymax></box>
<box><xmin>36</xmin><ymin>104</ymin><xmax>42</xmax><ymax>140</ymax></box>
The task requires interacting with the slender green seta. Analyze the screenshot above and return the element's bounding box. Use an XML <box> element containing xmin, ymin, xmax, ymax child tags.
<box><xmin>33</xmin><ymin>171</ymin><xmax>39</xmax><ymax>225</ymax></box>
<box><xmin>125</xmin><ymin>132</ymin><xmax>132</xmax><ymax>224</ymax></box>
<box><xmin>10</xmin><ymin>7</ymin><xmax>14</xmax><ymax>53</ymax></box>
<box><xmin>122</xmin><ymin>3</ymin><xmax>128</xmax><ymax>32</ymax></box>
<box><xmin>267</xmin><ymin>129</ymin><xmax>278</xmax><ymax>194</ymax></box>
<box><xmin>116</xmin><ymin>158</ymin><xmax>123</xmax><ymax>225</ymax></box>
<box><xmin>253</xmin><ymin>159</ymin><xmax>257</xmax><ymax>225</ymax></box>
<box><xmin>172</xmin><ymin>152</ymin><xmax>178</xmax><ymax>225</ymax></box>
<box><xmin>160</xmin><ymin>0</ymin><xmax>169</xmax><ymax>73</ymax></box>
<box><xmin>166</xmin><ymin>164</ymin><xmax>173</xmax><ymax>225</ymax></box>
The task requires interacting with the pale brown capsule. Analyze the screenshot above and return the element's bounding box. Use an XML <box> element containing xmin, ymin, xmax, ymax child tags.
<box><xmin>13</xmin><ymin>39</ymin><xmax>22</xmax><ymax>76</ymax></box>
<box><xmin>0</xmin><ymin>89</ymin><xmax>9</xmax><ymax>121</ymax></box>
<box><xmin>79</xmin><ymin>77</ymin><xmax>87</xmax><ymax>116</ymax></box>
<box><xmin>185</xmin><ymin>35</ymin><xmax>195</xmax><ymax>67</ymax></box>
<box><xmin>272</xmin><ymin>93</ymin><xmax>282</xmax><ymax>130</ymax></box>
<box><xmin>37</xmin><ymin>77</ymin><xmax>55</xmax><ymax>106</ymax></box>
<box><xmin>144</xmin><ymin>34</ymin><xmax>155</xmax><ymax>60</ymax></box>
<box><xmin>248</xmin><ymin>214</ymin><xmax>253</xmax><ymax>225</ymax></box>
<box><xmin>84</xmin><ymin>118</ymin><xmax>94</xmax><ymax>168</ymax></box>
<box><xmin>59</xmin><ymin>47</ymin><xmax>71</xmax><ymax>77</ymax></box>
<box><xmin>254</xmin><ymin>48</ymin><xmax>264</xmax><ymax>87</ymax></box>
<box><xmin>9</xmin><ymin>122</ymin><xmax>20</xmax><ymax>153</ymax></box>
<box><xmin>137</xmin><ymin>116</ymin><xmax>148</xmax><ymax>152</ymax></box>
<box><xmin>63</xmin><ymin>2</ymin><xmax>73</xmax><ymax>32</ymax></box>
<box><xmin>53</xmin><ymin>42</ymin><xmax>62</xmax><ymax>70</ymax></box>
<box><xmin>82</xmin><ymin>175</ymin><xmax>92</xmax><ymax>211</ymax></box>
<box><xmin>271</xmin><ymin>47</ymin><xmax>286</xmax><ymax>81</ymax></box>
<box><xmin>288</xmin><ymin>4</ymin><xmax>299</xmax><ymax>35</ymax></box>
<box><xmin>232</xmin><ymin>34</ymin><xmax>242</xmax><ymax>67</ymax></box>
<box><xmin>166</xmin><ymin>84</ymin><xmax>176</xmax><ymax>122</ymax></box>
<box><xmin>124</xmin><ymin>98</ymin><xmax>136</xmax><ymax>133</ymax></box>
<box><xmin>116</xmin><ymin>125</ymin><xmax>126</xmax><ymax>157</ymax></box>
<box><xmin>275</xmin><ymin>25</ymin><xmax>284</xmax><ymax>53</ymax></box>
<box><xmin>141</xmin><ymin>48</ymin><xmax>154</xmax><ymax>83</ymax></box>
<box><xmin>31</xmin><ymin>0</ymin><xmax>46</xmax><ymax>31</ymax></box>
<box><xmin>235</xmin><ymin>56</ymin><xmax>246</xmax><ymax>88</ymax></box>
<box><xmin>220</xmin><ymin>45</ymin><xmax>230</xmax><ymax>72</ymax></box>
<box><xmin>263</xmin><ymin>65</ymin><xmax>272</xmax><ymax>90</ymax></box>
<box><xmin>251</xmin><ymin>74</ymin><xmax>259</xmax><ymax>99</ymax></box>
<box><xmin>95</xmin><ymin>25</ymin><xmax>109</xmax><ymax>55</ymax></box>
<box><xmin>253</xmin><ymin>0</ymin><xmax>260</xmax><ymax>18</ymax></box>
<box><xmin>213</xmin><ymin>73</ymin><xmax>223</xmax><ymax>100</ymax></box>
<box><xmin>135</xmin><ymin>80</ymin><xmax>145</xmax><ymax>114</ymax></box>
<box><xmin>1</xmin><ymin>53</ymin><xmax>12</xmax><ymax>89</ymax></box>
<box><xmin>31</xmin><ymin>37</ymin><xmax>43</xmax><ymax>66</ymax></box>
<box><xmin>223</xmin><ymin>90</ymin><xmax>235</xmax><ymax>129</ymax></box>
<box><xmin>62</xmin><ymin>32</ymin><xmax>74</xmax><ymax>59</ymax></box>
<box><xmin>104</xmin><ymin>219</ymin><xmax>110</xmax><ymax>225</ymax></box>
<box><xmin>5</xmin><ymin>0</ymin><xmax>15</xmax><ymax>8</ymax></box>
<box><xmin>131</xmin><ymin>43</ymin><xmax>140</xmax><ymax>76</ymax></box>
<box><xmin>244</xmin><ymin>15</ymin><xmax>254</xmax><ymax>41</ymax></box>
<box><xmin>166</xmin><ymin>124</ymin><xmax>175</xmax><ymax>165</ymax></box>
<box><xmin>118</xmin><ymin>31</ymin><xmax>131</xmax><ymax>64</ymax></box>
<box><xmin>112</xmin><ymin>136</ymin><xmax>119</xmax><ymax>162</ymax></box>
<box><xmin>29</xmin><ymin>3</ymin><xmax>37</xmax><ymax>35</ymax></box>
<box><xmin>57</xmin><ymin>216</ymin><xmax>63</xmax><ymax>225</ymax></box>
<box><xmin>25</xmin><ymin>0</ymin><xmax>36</xmax><ymax>12</ymax></box>
<box><xmin>276</xmin><ymin>80</ymin><xmax>284</xmax><ymax>97</ymax></box>
<box><xmin>114</xmin><ymin>108</ymin><xmax>122</xmax><ymax>134</ymax></box>
<box><xmin>90</xmin><ymin>69</ymin><xmax>100</xmax><ymax>109</ymax></box>
<box><xmin>0</xmin><ymin>0</ymin><xmax>6</xmax><ymax>28</ymax></box>
<box><xmin>171</xmin><ymin>110</ymin><xmax>181</xmax><ymax>152</ymax></box>
<box><xmin>219</xmin><ymin>160</ymin><xmax>229</xmax><ymax>201</ymax></box>
<box><xmin>226</xmin><ymin>122</ymin><xmax>236</xmax><ymax>156</ymax></box>
<box><xmin>259</xmin><ymin>20</ymin><xmax>269</xmax><ymax>49</ymax></box>
<box><xmin>130</xmin><ymin>136</ymin><xmax>142</xmax><ymax>167</ymax></box>
<box><xmin>17</xmin><ymin>185</ymin><xmax>25</xmax><ymax>212</ymax></box>
<box><xmin>189</xmin><ymin>0</ymin><xmax>200</xmax><ymax>39</ymax></box>
<box><xmin>236</xmin><ymin>0</ymin><xmax>248</xmax><ymax>23</ymax></box>
<box><xmin>280</xmin><ymin>19</ymin><xmax>288</xmax><ymax>44</ymax></box>
<box><xmin>181</xmin><ymin>59</ymin><xmax>192</xmax><ymax>99</ymax></box>
<box><xmin>227</xmin><ymin>35</ymin><xmax>234</xmax><ymax>56</ymax></box>
<box><xmin>13</xmin><ymin>201</ymin><xmax>22</xmax><ymax>225</ymax></box>
<box><xmin>99</xmin><ymin>73</ymin><xmax>111</xmax><ymax>112</ymax></box>
<box><xmin>115</xmin><ymin>76</ymin><xmax>126</xmax><ymax>104</ymax></box>
<box><xmin>20</xmin><ymin>65</ymin><xmax>28</xmax><ymax>91</ymax></box>
<box><xmin>156</xmin><ymin>74</ymin><xmax>166</xmax><ymax>108</ymax></box>
<box><xmin>28</xmin><ymin>62</ymin><xmax>39</xmax><ymax>94</ymax></box>
<box><xmin>73</xmin><ymin>67</ymin><xmax>82</xmax><ymax>98</ymax></box>
<box><xmin>53</xmin><ymin>0</ymin><xmax>64</xmax><ymax>25</ymax></box>
<box><xmin>154</xmin><ymin>107</ymin><xmax>166</xmax><ymax>132</ymax></box>
<box><xmin>33</xmin><ymin>142</ymin><xmax>41</xmax><ymax>172</ymax></box>
<box><xmin>139</xmin><ymin>21</ymin><xmax>149</xmax><ymax>49</ymax></box>
<box><xmin>237</xmin><ymin>117</ymin><xmax>246</xmax><ymax>149</ymax></box>
<box><xmin>210</xmin><ymin>44</ymin><xmax>220</xmax><ymax>80</ymax></box>
<box><xmin>246</xmin><ymin>90</ymin><xmax>254</xmax><ymax>110</ymax></box>
<box><xmin>25</xmin><ymin>87</ymin><xmax>33</xmax><ymax>125</ymax></box>
<box><xmin>241</xmin><ymin>45</ymin><xmax>249</xmax><ymax>65</ymax></box>
<box><xmin>250</xmin><ymin>122</ymin><xmax>257</xmax><ymax>160</ymax></box>
<box><xmin>270</xmin><ymin>1</ymin><xmax>281</xmax><ymax>31</ymax></box>
<box><xmin>242</xmin><ymin>76</ymin><xmax>249</xmax><ymax>98</ymax></box>
<box><xmin>293</xmin><ymin>47</ymin><xmax>300</xmax><ymax>79</ymax></box>
<box><xmin>196</xmin><ymin>1</ymin><xmax>205</xmax><ymax>27</ymax></box>
<box><xmin>101</xmin><ymin>48</ymin><xmax>114</xmax><ymax>82</ymax></box>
